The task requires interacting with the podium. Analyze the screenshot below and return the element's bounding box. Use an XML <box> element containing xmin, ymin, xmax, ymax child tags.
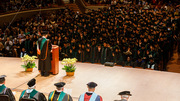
<box><xmin>50</xmin><ymin>45</ymin><xmax>59</xmax><ymax>74</ymax></box>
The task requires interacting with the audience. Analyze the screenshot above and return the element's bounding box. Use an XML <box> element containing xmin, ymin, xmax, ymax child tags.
<box><xmin>0</xmin><ymin>0</ymin><xmax>179</xmax><ymax>71</ymax></box>
<box><xmin>0</xmin><ymin>0</ymin><xmax>54</xmax><ymax>13</ymax></box>
<box><xmin>19</xmin><ymin>78</ymin><xmax>47</xmax><ymax>101</ymax></box>
<box><xmin>20</xmin><ymin>48</ymin><xmax>27</xmax><ymax>58</ymax></box>
<box><xmin>79</xmin><ymin>82</ymin><xmax>103</xmax><ymax>101</ymax></box>
<box><xmin>146</xmin><ymin>57</ymin><xmax>158</xmax><ymax>70</ymax></box>
<box><xmin>0</xmin><ymin>75</ymin><xmax>16</xmax><ymax>101</ymax></box>
<box><xmin>48</xmin><ymin>82</ymin><xmax>73</xmax><ymax>101</ymax></box>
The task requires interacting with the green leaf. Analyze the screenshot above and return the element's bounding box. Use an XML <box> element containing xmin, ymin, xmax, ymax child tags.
<box><xmin>62</xmin><ymin>65</ymin><xmax>76</xmax><ymax>72</ymax></box>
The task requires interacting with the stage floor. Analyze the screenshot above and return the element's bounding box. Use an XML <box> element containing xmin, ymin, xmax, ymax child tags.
<box><xmin>0</xmin><ymin>57</ymin><xmax>180</xmax><ymax>101</ymax></box>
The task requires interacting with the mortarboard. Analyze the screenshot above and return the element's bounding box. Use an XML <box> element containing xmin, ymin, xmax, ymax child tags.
<box><xmin>0</xmin><ymin>75</ymin><xmax>6</xmax><ymax>83</ymax></box>
<box><xmin>118</xmin><ymin>91</ymin><xmax>132</xmax><ymax>96</ymax></box>
<box><xmin>27</xmin><ymin>78</ymin><xmax>36</xmax><ymax>87</ymax></box>
<box><xmin>87</xmin><ymin>82</ymin><xmax>97</xmax><ymax>88</ymax></box>
<box><xmin>54</xmin><ymin>82</ymin><xmax>66</xmax><ymax>88</ymax></box>
<box><xmin>0</xmin><ymin>75</ymin><xmax>6</xmax><ymax>79</ymax></box>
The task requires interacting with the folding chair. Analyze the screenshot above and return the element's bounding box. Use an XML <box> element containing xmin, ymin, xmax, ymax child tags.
<box><xmin>0</xmin><ymin>95</ymin><xmax>10</xmax><ymax>101</ymax></box>
<box><xmin>20</xmin><ymin>98</ymin><xmax>36</xmax><ymax>101</ymax></box>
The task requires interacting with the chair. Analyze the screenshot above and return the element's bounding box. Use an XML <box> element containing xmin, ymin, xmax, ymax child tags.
<box><xmin>20</xmin><ymin>98</ymin><xmax>36</xmax><ymax>101</ymax></box>
<box><xmin>0</xmin><ymin>95</ymin><xmax>10</xmax><ymax>101</ymax></box>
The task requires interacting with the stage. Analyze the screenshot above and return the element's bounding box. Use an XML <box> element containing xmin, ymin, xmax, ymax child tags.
<box><xmin>0</xmin><ymin>57</ymin><xmax>180</xmax><ymax>101</ymax></box>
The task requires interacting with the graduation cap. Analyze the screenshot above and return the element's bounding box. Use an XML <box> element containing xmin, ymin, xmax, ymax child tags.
<box><xmin>54</xmin><ymin>82</ymin><xmax>66</xmax><ymax>88</ymax></box>
<box><xmin>0</xmin><ymin>75</ymin><xmax>6</xmax><ymax>83</ymax></box>
<box><xmin>0</xmin><ymin>75</ymin><xmax>6</xmax><ymax>84</ymax></box>
<box><xmin>27</xmin><ymin>78</ymin><xmax>36</xmax><ymax>87</ymax></box>
<box><xmin>87</xmin><ymin>82</ymin><xmax>97</xmax><ymax>88</ymax></box>
<box><xmin>0</xmin><ymin>75</ymin><xmax>6</xmax><ymax>79</ymax></box>
<box><xmin>118</xmin><ymin>91</ymin><xmax>132</xmax><ymax>96</ymax></box>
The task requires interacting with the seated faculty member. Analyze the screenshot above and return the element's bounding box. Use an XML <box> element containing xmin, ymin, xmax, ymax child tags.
<box><xmin>79</xmin><ymin>82</ymin><xmax>103</xmax><ymax>101</ymax></box>
<box><xmin>117</xmin><ymin>91</ymin><xmax>132</xmax><ymax>101</ymax></box>
<box><xmin>48</xmin><ymin>82</ymin><xmax>73</xmax><ymax>101</ymax></box>
<box><xmin>0</xmin><ymin>75</ymin><xmax>16</xmax><ymax>101</ymax></box>
<box><xmin>19</xmin><ymin>78</ymin><xmax>47</xmax><ymax>101</ymax></box>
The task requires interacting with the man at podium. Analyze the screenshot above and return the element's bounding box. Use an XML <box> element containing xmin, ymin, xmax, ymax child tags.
<box><xmin>37</xmin><ymin>32</ymin><xmax>52</xmax><ymax>76</ymax></box>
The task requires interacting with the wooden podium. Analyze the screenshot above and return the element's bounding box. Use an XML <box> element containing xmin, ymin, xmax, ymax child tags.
<box><xmin>50</xmin><ymin>45</ymin><xmax>59</xmax><ymax>74</ymax></box>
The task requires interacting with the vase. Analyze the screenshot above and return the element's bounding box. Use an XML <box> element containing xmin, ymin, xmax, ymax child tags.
<box><xmin>26</xmin><ymin>68</ymin><xmax>33</xmax><ymax>72</ymax></box>
<box><xmin>66</xmin><ymin>72</ymin><xmax>74</xmax><ymax>76</ymax></box>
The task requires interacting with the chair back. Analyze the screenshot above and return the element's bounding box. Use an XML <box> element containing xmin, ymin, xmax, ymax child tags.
<box><xmin>0</xmin><ymin>95</ymin><xmax>10</xmax><ymax>101</ymax></box>
<box><xmin>20</xmin><ymin>98</ymin><xmax>36</xmax><ymax>101</ymax></box>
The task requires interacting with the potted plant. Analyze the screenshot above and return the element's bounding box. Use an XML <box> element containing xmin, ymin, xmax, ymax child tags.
<box><xmin>61</xmin><ymin>58</ymin><xmax>77</xmax><ymax>76</ymax></box>
<box><xmin>21</xmin><ymin>55</ymin><xmax>37</xmax><ymax>72</ymax></box>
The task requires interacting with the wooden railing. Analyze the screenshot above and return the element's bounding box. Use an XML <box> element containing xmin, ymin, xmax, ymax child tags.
<box><xmin>75</xmin><ymin>0</ymin><xmax>87</xmax><ymax>13</ymax></box>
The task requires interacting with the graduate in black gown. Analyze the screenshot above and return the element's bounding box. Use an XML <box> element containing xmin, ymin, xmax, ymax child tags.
<box><xmin>94</xmin><ymin>44</ymin><xmax>102</xmax><ymax>63</ymax></box>
<box><xmin>0</xmin><ymin>75</ymin><xmax>16</xmax><ymax>101</ymax></box>
<box><xmin>48</xmin><ymin>82</ymin><xmax>73</xmax><ymax>101</ymax></box>
<box><xmin>85</xmin><ymin>43</ymin><xmax>91</xmax><ymax>62</ymax></box>
<box><xmin>19</xmin><ymin>78</ymin><xmax>47</xmax><ymax>101</ymax></box>
<box><xmin>105</xmin><ymin>43</ymin><xmax>114</xmax><ymax>62</ymax></box>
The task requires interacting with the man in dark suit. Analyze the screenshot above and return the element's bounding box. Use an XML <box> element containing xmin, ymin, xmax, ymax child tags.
<box><xmin>0</xmin><ymin>75</ymin><xmax>16</xmax><ymax>101</ymax></box>
<box><xmin>37</xmin><ymin>32</ymin><xmax>52</xmax><ymax>76</ymax></box>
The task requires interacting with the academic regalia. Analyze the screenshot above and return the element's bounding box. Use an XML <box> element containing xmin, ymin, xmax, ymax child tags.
<box><xmin>81</xmin><ymin>48</ymin><xmax>85</xmax><ymax>62</ymax></box>
<box><xmin>20</xmin><ymin>51</ymin><xmax>27</xmax><ymax>57</ymax></box>
<box><xmin>0</xmin><ymin>75</ymin><xmax>16</xmax><ymax>101</ymax></box>
<box><xmin>90</xmin><ymin>46</ymin><xmax>96</xmax><ymax>63</ymax></box>
<box><xmin>19</xmin><ymin>89</ymin><xmax>47</xmax><ymax>101</ymax></box>
<box><xmin>48</xmin><ymin>82</ymin><xmax>73</xmax><ymax>101</ymax></box>
<box><xmin>48</xmin><ymin>91</ymin><xmax>72</xmax><ymax>101</ymax></box>
<box><xmin>67</xmin><ymin>49</ymin><xmax>74</xmax><ymax>58</ymax></box>
<box><xmin>146</xmin><ymin>61</ymin><xmax>158</xmax><ymax>70</ymax></box>
<box><xmin>105</xmin><ymin>47</ymin><xmax>113</xmax><ymax>62</ymax></box>
<box><xmin>19</xmin><ymin>79</ymin><xmax>47</xmax><ymax>101</ymax></box>
<box><xmin>62</xmin><ymin>46</ymin><xmax>69</xmax><ymax>57</ymax></box>
<box><xmin>24</xmin><ymin>39</ymin><xmax>31</xmax><ymax>54</ymax></box>
<box><xmin>37</xmin><ymin>36</ymin><xmax>52</xmax><ymax>76</ymax></box>
<box><xmin>101</xmin><ymin>46</ymin><xmax>106</xmax><ymax>64</ymax></box>
<box><xmin>114</xmin><ymin>52</ymin><xmax>124</xmax><ymax>65</ymax></box>
<box><xmin>94</xmin><ymin>46</ymin><xmax>102</xmax><ymax>63</ymax></box>
<box><xmin>79</xmin><ymin>92</ymin><xmax>103</xmax><ymax>101</ymax></box>
<box><xmin>134</xmin><ymin>59</ymin><xmax>146</xmax><ymax>68</ymax></box>
<box><xmin>85</xmin><ymin>48</ymin><xmax>91</xmax><ymax>62</ymax></box>
<box><xmin>0</xmin><ymin>84</ymin><xmax>16</xmax><ymax>101</ymax></box>
<box><xmin>76</xmin><ymin>50</ymin><xmax>82</xmax><ymax>62</ymax></box>
<box><xmin>79</xmin><ymin>82</ymin><xmax>103</xmax><ymax>101</ymax></box>
<box><xmin>118</xmin><ymin>91</ymin><xmax>132</xmax><ymax>101</ymax></box>
<box><xmin>123</xmin><ymin>61</ymin><xmax>134</xmax><ymax>67</ymax></box>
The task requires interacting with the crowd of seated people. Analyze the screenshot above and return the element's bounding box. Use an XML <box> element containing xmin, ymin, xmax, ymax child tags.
<box><xmin>84</xmin><ymin>0</ymin><xmax>178</xmax><ymax>5</ymax></box>
<box><xmin>0</xmin><ymin>1</ymin><xmax>179</xmax><ymax>71</ymax></box>
<box><xmin>0</xmin><ymin>0</ymin><xmax>54</xmax><ymax>13</ymax></box>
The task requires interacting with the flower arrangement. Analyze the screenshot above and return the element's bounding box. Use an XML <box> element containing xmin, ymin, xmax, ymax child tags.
<box><xmin>61</xmin><ymin>58</ymin><xmax>77</xmax><ymax>72</ymax></box>
<box><xmin>21</xmin><ymin>55</ymin><xmax>37</xmax><ymax>71</ymax></box>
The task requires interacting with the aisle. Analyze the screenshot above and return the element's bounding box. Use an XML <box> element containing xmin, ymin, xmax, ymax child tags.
<box><xmin>167</xmin><ymin>49</ymin><xmax>180</xmax><ymax>73</ymax></box>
